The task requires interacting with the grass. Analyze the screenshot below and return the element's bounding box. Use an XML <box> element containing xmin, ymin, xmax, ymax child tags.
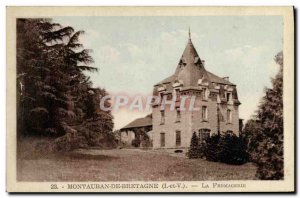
<box><xmin>17</xmin><ymin>147</ymin><xmax>257</xmax><ymax>181</ymax></box>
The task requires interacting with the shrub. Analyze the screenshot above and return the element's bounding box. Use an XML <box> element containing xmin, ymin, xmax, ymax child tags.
<box><xmin>140</xmin><ymin>134</ymin><xmax>152</xmax><ymax>148</ymax></box>
<box><xmin>217</xmin><ymin>133</ymin><xmax>249</xmax><ymax>165</ymax></box>
<box><xmin>188</xmin><ymin>132</ymin><xmax>248</xmax><ymax>165</ymax></box>
<box><xmin>204</xmin><ymin>134</ymin><xmax>220</xmax><ymax>162</ymax></box>
<box><xmin>50</xmin><ymin>119</ymin><xmax>117</xmax><ymax>152</ymax></box>
<box><xmin>187</xmin><ymin>132</ymin><xmax>203</xmax><ymax>158</ymax></box>
<box><xmin>131</xmin><ymin>139</ymin><xmax>140</xmax><ymax>147</ymax></box>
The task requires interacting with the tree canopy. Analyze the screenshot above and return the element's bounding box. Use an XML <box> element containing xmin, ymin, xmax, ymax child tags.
<box><xmin>244</xmin><ymin>51</ymin><xmax>283</xmax><ymax>180</ymax></box>
<box><xmin>17</xmin><ymin>18</ymin><xmax>115</xmax><ymax>151</ymax></box>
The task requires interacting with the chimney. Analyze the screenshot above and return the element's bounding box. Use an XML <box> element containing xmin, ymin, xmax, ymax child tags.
<box><xmin>223</xmin><ymin>77</ymin><xmax>229</xmax><ymax>81</ymax></box>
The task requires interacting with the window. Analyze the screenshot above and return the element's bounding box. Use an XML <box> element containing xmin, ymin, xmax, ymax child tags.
<box><xmin>199</xmin><ymin>129</ymin><xmax>210</xmax><ymax>142</ymax></box>
<box><xmin>202</xmin><ymin>106</ymin><xmax>208</xmax><ymax>121</ymax></box>
<box><xmin>227</xmin><ymin>109</ymin><xmax>232</xmax><ymax>123</ymax></box>
<box><xmin>160</xmin><ymin>110</ymin><xmax>165</xmax><ymax>124</ymax></box>
<box><xmin>174</xmin><ymin>89</ymin><xmax>181</xmax><ymax>108</ymax></box>
<box><xmin>176</xmin><ymin>108</ymin><xmax>181</xmax><ymax>122</ymax></box>
<box><xmin>160</xmin><ymin>133</ymin><xmax>165</xmax><ymax>147</ymax></box>
<box><xmin>159</xmin><ymin>92</ymin><xmax>164</xmax><ymax>104</ymax></box>
<box><xmin>175</xmin><ymin>89</ymin><xmax>180</xmax><ymax>101</ymax></box>
<box><xmin>226</xmin><ymin>92</ymin><xmax>232</xmax><ymax>102</ymax></box>
<box><xmin>202</xmin><ymin>88</ymin><xmax>208</xmax><ymax>100</ymax></box>
<box><xmin>176</xmin><ymin>131</ymin><xmax>181</xmax><ymax>146</ymax></box>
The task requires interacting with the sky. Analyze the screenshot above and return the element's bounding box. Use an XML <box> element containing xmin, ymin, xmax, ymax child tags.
<box><xmin>53</xmin><ymin>16</ymin><xmax>283</xmax><ymax>130</ymax></box>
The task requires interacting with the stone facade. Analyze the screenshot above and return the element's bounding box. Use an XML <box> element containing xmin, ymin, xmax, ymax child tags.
<box><xmin>151</xmin><ymin>32</ymin><xmax>241</xmax><ymax>150</ymax></box>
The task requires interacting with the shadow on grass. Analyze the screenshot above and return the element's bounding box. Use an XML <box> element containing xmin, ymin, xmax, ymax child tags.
<box><xmin>65</xmin><ymin>152</ymin><xmax>119</xmax><ymax>161</ymax></box>
<box><xmin>18</xmin><ymin>151</ymin><xmax>119</xmax><ymax>161</ymax></box>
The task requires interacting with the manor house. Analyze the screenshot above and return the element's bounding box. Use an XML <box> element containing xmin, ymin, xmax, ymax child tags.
<box><xmin>120</xmin><ymin>30</ymin><xmax>241</xmax><ymax>150</ymax></box>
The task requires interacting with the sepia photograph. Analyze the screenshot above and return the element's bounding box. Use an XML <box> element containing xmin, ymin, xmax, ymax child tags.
<box><xmin>6</xmin><ymin>6</ymin><xmax>294</xmax><ymax>192</ymax></box>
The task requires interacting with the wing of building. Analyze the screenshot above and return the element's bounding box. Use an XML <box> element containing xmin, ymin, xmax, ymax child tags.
<box><xmin>119</xmin><ymin>114</ymin><xmax>153</xmax><ymax>147</ymax></box>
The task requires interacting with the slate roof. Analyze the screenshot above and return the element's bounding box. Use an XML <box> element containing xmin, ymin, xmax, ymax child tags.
<box><xmin>174</xmin><ymin>38</ymin><xmax>210</xmax><ymax>88</ymax></box>
<box><xmin>155</xmin><ymin>71</ymin><xmax>234</xmax><ymax>86</ymax></box>
<box><xmin>155</xmin><ymin>75</ymin><xmax>176</xmax><ymax>85</ymax></box>
<box><xmin>207</xmin><ymin>71</ymin><xmax>235</xmax><ymax>85</ymax></box>
<box><xmin>154</xmin><ymin>36</ymin><xmax>235</xmax><ymax>89</ymax></box>
<box><xmin>120</xmin><ymin>114</ymin><xmax>152</xmax><ymax>130</ymax></box>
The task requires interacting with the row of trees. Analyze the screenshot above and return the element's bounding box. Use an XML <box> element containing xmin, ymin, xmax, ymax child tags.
<box><xmin>17</xmin><ymin>18</ymin><xmax>115</xmax><ymax>151</ymax></box>
<box><xmin>187</xmin><ymin>51</ymin><xmax>284</xmax><ymax>180</ymax></box>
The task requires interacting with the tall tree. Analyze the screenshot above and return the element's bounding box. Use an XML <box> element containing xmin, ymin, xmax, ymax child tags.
<box><xmin>17</xmin><ymin>19</ymin><xmax>114</xmax><ymax>150</ymax></box>
<box><xmin>245</xmin><ymin>51</ymin><xmax>283</xmax><ymax>180</ymax></box>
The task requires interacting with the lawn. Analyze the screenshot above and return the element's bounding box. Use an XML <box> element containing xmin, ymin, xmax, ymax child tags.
<box><xmin>17</xmin><ymin>148</ymin><xmax>257</xmax><ymax>181</ymax></box>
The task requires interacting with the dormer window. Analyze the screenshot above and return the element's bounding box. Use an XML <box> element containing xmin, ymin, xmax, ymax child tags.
<box><xmin>159</xmin><ymin>92</ymin><xmax>164</xmax><ymax>104</ymax></box>
<box><xmin>179</xmin><ymin>57</ymin><xmax>187</xmax><ymax>68</ymax></box>
<box><xmin>174</xmin><ymin>88</ymin><xmax>180</xmax><ymax>101</ymax></box>
<box><xmin>202</xmin><ymin>88</ymin><xmax>209</xmax><ymax>100</ymax></box>
<box><xmin>160</xmin><ymin>92</ymin><xmax>163</xmax><ymax>99</ymax></box>
<box><xmin>226</xmin><ymin>92</ymin><xmax>232</xmax><ymax>103</ymax></box>
<box><xmin>201</xmin><ymin>60</ymin><xmax>205</xmax><ymax>67</ymax></box>
<box><xmin>194</xmin><ymin>57</ymin><xmax>200</xmax><ymax>64</ymax></box>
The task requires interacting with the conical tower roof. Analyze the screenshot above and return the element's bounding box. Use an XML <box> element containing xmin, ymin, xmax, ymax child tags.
<box><xmin>154</xmin><ymin>29</ymin><xmax>235</xmax><ymax>88</ymax></box>
<box><xmin>174</xmin><ymin>31</ymin><xmax>211</xmax><ymax>88</ymax></box>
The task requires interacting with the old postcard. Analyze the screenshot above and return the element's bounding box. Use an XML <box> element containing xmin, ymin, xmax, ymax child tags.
<box><xmin>6</xmin><ymin>6</ymin><xmax>294</xmax><ymax>192</ymax></box>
